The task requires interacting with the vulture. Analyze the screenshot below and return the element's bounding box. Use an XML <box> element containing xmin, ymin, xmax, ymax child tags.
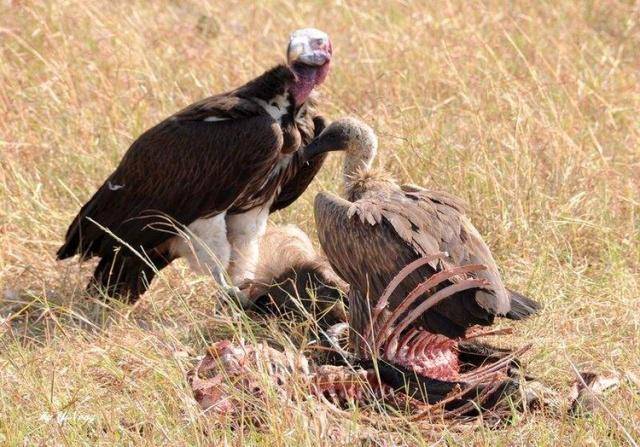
<box><xmin>57</xmin><ymin>28</ymin><xmax>333</xmax><ymax>303</ymax></box>
<box><xmin>301</xmin><ymin>118</ymin><xmax>541</xmax><ymax>406</ymax></box>
<box><xmin>240</xmin><ymin>224</ymin><xmax>348</xmax><ymax>329</ymax></box>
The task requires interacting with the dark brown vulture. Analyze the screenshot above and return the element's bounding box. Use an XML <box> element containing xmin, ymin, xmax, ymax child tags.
<box><xmin>301</xmin><ymin>117</ymin><xmax>541</xmax><ymax>408</ymax></box>
<box><xmin>57</xmin><ymin>28</ymin><xmax>333</xmax><ymax>303</ymax></box>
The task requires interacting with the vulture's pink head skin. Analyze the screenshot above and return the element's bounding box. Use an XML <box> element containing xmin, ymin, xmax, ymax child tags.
<box><xmin>286</xmin><ymin>28</ymin><xmax>332</xmax><ymax>105</ymax></box>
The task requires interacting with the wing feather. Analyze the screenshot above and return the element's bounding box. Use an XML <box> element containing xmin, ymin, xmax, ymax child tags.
<box><xmin>270</xmin><ymin>115</ymin><xmax>330</xmax><ymax>213</ymax></box>
<box><xmin>315</xmin><ymin>191</ymin><xmax>471</xmax><ymax>337</ymax></box>
<box><xmin>315</xmin><ymin>184</ymin><xmax>511</xmax><ymax>338</ymax></box>
<box><xmin>399</xmin><ymin>185</ymin><xmax>510</xmax><ymax>314</ymax></box>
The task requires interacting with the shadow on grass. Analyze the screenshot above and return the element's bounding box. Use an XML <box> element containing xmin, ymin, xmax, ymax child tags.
<box><xmin>0</xmin><ymin>269</ymin><xmax>290</xmax><ymax>353</ymax></box>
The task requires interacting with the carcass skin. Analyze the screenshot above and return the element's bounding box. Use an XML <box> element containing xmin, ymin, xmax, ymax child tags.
<box><xmin>239</xmin><ymin>224</ymin><xmax>348</xmax><ymax>329</ymax></box>
<box><xmin>188</xmin><ymin>259</ymin><xmax>620</xmax><ymax>421</ymax></box>
<box><xmin>189</xmin><ymin>338</ymin><xmax>622</xmax><ymax>423</ymax></box>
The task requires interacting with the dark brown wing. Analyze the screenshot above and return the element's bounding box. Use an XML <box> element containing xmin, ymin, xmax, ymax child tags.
<box><xmin>270</xmin><ymin>115</ymin><xmax>330</xmax><ymax>213</ymax></box>
<box><xmin>58</xmin><ymin>97</ymin><xmax>282</xmax><ymax>260</ymax></box>
<box><xmin>172</xmin><ymin>94</ymin><xmax>263</xmax><ymax>121</ymax></box>
<box><xmin>314</xmin><ymin>188</ymin><xmax>510</xmax><ymax>339</ymax></box>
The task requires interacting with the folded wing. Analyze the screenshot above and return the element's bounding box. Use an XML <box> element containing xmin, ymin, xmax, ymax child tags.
<box><xmin>58</xmin><ymin>97</ymin><xmax>282</xmax><ymax>260</ymax></box>
<box><xmin>314</xmin><ymin>186</ymin><xmax>517</xmax><ymax>339</ymax></box>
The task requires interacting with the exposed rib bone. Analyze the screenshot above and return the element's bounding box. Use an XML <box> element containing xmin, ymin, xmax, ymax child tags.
<box><xmin>398</xmin><ymin>328</ymin><xmax>420</xmax><ymax>352</ymax></box>
<box><xmin>460</xmin><ymin>345</ymin><xmax>530</xmax><ymax>382</ymax></box>
<box><xmin>442</xmin><ymin>380</ymin><xmax>504</xmax><ymax>418</ymax></box>
<box><xmin>374</xmin><ymin>254</ymin><xmax>447</xmax><ymax>314</ymax></box>
<box><xmin>408</xmin><ymin>331</ymin><xmax>432</xmax><ymax>360</ymax></box>
<box><xmin>388</xmin><ymin>278</ymin><xmax>491</xmax><ymax>347</ymax></box>
<box><xmin>464</xmin><ymin>327</ymin><xmax>514</xmax><ymax>339</ymax></box>
<box><xmin>367</xmin><ymin>256</ymin><xmax>481</xmax><ymax>352</ymax></box>
<box><xmin>409</xmin><ymin>377</ymin><xmax>486</xmax><ymax>421</ymax></box>
<box><xmin>375</xmin><ymin>265</ymin><xmax>487</xmax><ymax>352</ymax></box>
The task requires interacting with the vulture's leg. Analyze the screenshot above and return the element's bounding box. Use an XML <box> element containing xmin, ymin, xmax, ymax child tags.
<box><xmin>168</xmin><ymin>212</ymin><xmax>247</xmax><ymax>304</ymax></box>
<box><xmin>226</xmin><ymin>204</ymin><xmax>270</xmax><ymax>285</ymax></box>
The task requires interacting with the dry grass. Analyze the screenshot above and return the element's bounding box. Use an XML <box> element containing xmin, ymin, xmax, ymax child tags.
<box><xmin>1</xmin><ymin>0</ymin><xmax>639</xmax><ymax>445</ymax></box>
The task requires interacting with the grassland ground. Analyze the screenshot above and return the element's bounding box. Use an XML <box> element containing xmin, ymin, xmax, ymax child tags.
<box><xmin>1</xmin><ymin>0</ymin><xmax>639</xmax><ymax>445</ymax></box>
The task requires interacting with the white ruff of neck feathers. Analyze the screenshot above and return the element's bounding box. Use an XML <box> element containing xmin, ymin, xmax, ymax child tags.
<box><xmin>343</xmin><ymin>146</ymin><xmax>377</xmax><ymax>191</ymax></box>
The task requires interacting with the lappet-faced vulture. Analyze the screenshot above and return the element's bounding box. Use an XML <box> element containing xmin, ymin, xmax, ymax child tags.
<box><xmin>57</xmin><ymin>29</ymin><xmax>333</xmax><ymax>303</ymax></box>
<box><xmin>301</xmin><ymin>118</ymin><xmax>541</xmax><ymax>405</ymax></box>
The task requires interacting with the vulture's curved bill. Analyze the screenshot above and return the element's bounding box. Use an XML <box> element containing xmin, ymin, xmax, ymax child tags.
<box><xmin>57</xmin><ymin>29</ymin><xmax>334</xmax><ymax>303</ymax></box>
<box><xmin>238</xmin><ymin>224</ymin><xmax>348</xmax><ymax>329</ymax></box>
<box><xmin>307</xmin><ymin>117</ymin><xmax>542</xmax><ymax>407</ymax></box>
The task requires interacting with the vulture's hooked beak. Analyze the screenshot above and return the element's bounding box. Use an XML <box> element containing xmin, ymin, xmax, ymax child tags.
<box><xmin>300</xmin><ymin>132</ymin><xmax>348</xmax><ymax>163</ymax></box>
<box><xmin>300</xmin><ymin>117</ymin><xmax>374</xmax><ymax>163</ymax></box>
<box><xmin>287</xmin><ymin>28</ymin><xmax>332</xmax><ymax>67</ymax></box>
<box><xmin>300</xmin><ymin>139</ymin><xmax>323</xmax><ymax>163</ymax></box>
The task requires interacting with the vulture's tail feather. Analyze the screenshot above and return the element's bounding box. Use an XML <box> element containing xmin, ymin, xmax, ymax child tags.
<box><xmin>88</xmin><ymin>251</ymin><xmax>173</xmax><ymax>303</ymax></box>
<box><xmin>57</xmin><ymin>185</ymin><xmax>107</xmax><ymax>260</ymax></box>
<box><xmin>57</xmin><ymin>212</ymin><xmax>92</xmax><ymax>260</ymax></box>
<box><xmin>505</xmin><ymin>289</ymin><xmax>542</xmax><ymax>320</ymax></box>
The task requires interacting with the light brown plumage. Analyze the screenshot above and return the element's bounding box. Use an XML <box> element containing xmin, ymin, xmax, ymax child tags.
<box><xmin>303</xmin><ymin>118</ymin><xmax>540</xmax><ymax>348</ymax></box>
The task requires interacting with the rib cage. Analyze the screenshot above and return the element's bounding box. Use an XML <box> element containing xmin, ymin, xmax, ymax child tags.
<box><xmin>189</xmin><ymin>256</ymin><xmax>530</xmax><ymax>421</ymax></box>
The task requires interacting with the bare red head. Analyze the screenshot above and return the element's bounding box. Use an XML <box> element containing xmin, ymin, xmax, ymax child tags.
<box><xmin>286</xmin><ymin>28</ymin><xmax>332</xmax><ymax>105</ymax></box>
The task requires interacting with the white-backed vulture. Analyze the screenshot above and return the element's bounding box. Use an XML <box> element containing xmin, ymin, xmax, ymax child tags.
<box><xmin>299</xmin><ymin>117</ymin><xmax>540</xmax><ymax>404</ymax></box>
